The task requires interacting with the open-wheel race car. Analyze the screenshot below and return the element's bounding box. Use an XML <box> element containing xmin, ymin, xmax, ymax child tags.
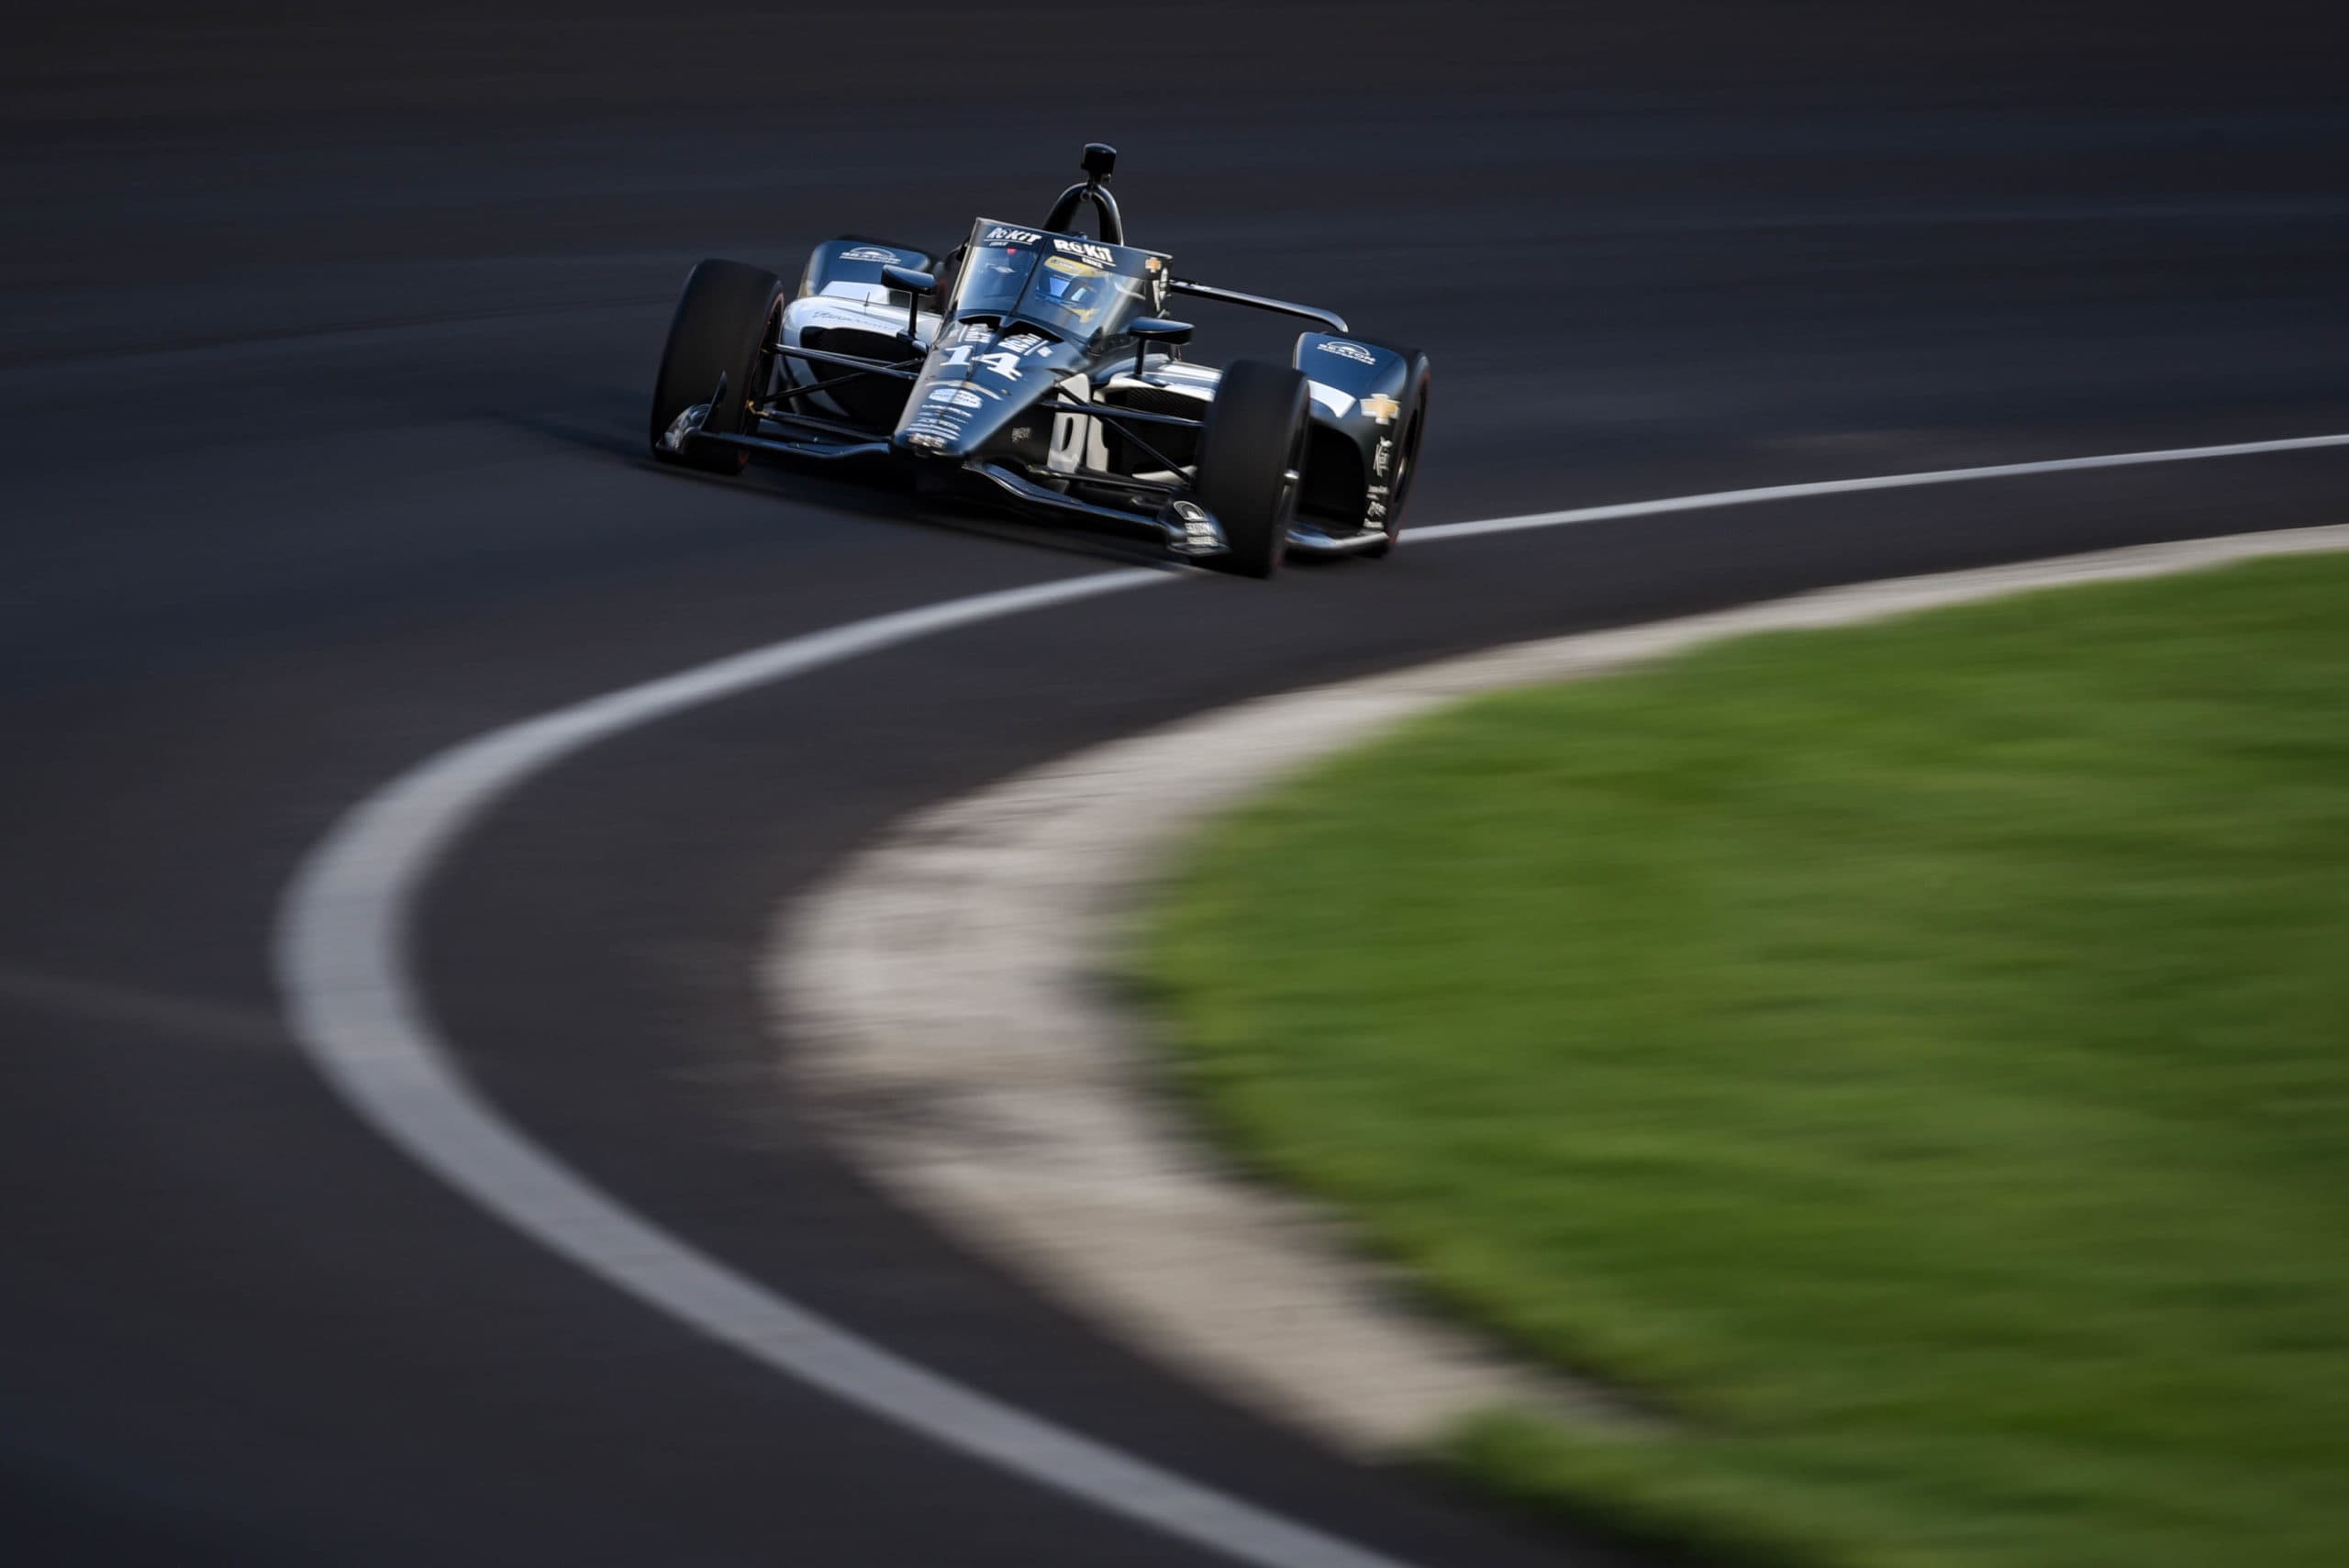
<box><xmin>649</xmin><ymin>144</ymin><xmax>1429</xmax><ymax>577</ymax></box>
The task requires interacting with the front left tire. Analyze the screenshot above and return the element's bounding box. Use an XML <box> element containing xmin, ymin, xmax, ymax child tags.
<box><xmin>1194</xmin><ymin>359</ymin><xmax>1310</xmax><ymax>579</ymax></box>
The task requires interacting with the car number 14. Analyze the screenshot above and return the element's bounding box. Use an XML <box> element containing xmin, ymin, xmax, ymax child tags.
<box><xmin>936</xmin><ymin>343</ymin><xmax>1027</xmax><ymax>380</ymax></box>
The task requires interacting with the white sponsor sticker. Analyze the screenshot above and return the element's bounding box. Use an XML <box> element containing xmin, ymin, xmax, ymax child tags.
<box><xmin>927</xmin><ymin>386</ymin><xmax>984</xmax><ymax>409</ymax></box>
<box><xmin>1374</xmin><ymin>437</ymin><xmax>1393</xmax><ymax>479</ymax></box>
<box><xmin>985</xmin><ymin>226</ymin><xmax>1041</xmax><ymax>245</ymax></box>
<box><xmin>1317</xmin><ymin>339</ymin><xmax>1376</xmax><ymax>365</ymax></box>
<box><xmin>1307</xmin><ymin>383</ymin><xmax>1356</xmax><ymax>419</ymax></box>
<box><xmin>840</xmin><ymin>246</ymin><xmax>900</xmax><ymax>263</ymax></box>
<box><xmin>1052</xmin><ymin>237</ymin><xmax>1118</xmax><ymax>266</ymax></box>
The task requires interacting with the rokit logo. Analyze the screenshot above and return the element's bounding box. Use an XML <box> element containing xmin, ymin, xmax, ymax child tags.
<box><xmin>1052</xmin><ymin>237</ymin><xmax>1116</xmax><ymax>266</ymax></box>
<box><xmin>985</xmin><ymin>226</ymin><xmax>1041</xmax><ymax>245</ymax></box>
<box><xmin>1317</xmin><ymin>339</ymin><xmax>1376</xmax><ymax>365</ymax></box>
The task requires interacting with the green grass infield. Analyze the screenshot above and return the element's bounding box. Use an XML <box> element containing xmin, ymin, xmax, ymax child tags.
<box><xmin>1140</xmin><ymin>552</ymin><xmax>2349</xmax><ymax>1568</ymax></box>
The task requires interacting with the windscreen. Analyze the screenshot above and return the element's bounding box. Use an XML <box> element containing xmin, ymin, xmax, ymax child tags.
<box><xmin>949</xmin><ymin>220</ymin><xmax>1164</xmax><ymax>350</ymax></box>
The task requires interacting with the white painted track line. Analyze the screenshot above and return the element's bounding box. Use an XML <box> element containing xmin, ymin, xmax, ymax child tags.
<box><xmin>1411</xmin><ymin>430</ymin><xmax>2349</xmax><ymax>543</ymax></box>
<box><xmin>273</xmin><ymin>428</ymin><xmax>2348</xmax><ymax>1568</ymax></box>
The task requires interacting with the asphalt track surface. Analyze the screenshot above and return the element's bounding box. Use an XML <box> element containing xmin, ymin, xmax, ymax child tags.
<box><xmin>6</xmin><ymin>7</ymin><xmax>2348</xmax><ymax>1564</ymax></box>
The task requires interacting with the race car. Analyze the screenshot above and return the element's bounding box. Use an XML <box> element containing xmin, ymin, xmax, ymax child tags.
<box><xmin>649</xmin><ymin>143</ymin><xmax>1430</xmax><ymax>577</ymax></box>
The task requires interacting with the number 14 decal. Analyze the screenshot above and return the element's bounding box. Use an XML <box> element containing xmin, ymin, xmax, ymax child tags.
<box><xmin>937</xmin><ymin>344</ymin><xmax>1026</xmax><ymax>380</ymax></box>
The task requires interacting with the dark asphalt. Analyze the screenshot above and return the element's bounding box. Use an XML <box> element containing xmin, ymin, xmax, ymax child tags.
<box><xmin>5</xmin><ymin>7</ymin><xmax>2346</xmax><ymax>1564</ymax></box>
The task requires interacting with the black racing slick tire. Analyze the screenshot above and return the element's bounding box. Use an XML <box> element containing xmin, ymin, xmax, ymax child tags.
<box><xmin>1362</xmin><ymin>350</ymin><xmax>1431</xmax><ymax>560</ymax></box>
<box><xmin>1195</xmin><ymin>359</ymin><xmax>1309</xmax><ymax>579</ymax></box>
<box><xmin>649</xmin><ymin>259</ymin><xmax>785</xmax><ymax>474</ymax></box>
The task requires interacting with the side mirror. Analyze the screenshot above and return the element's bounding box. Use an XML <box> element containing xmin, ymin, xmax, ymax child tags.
<box><xmin>881</xmin><ymin>264</ymin><xmax>936</xmax><ymax>339</ymax></box>
<box><xmin>1129</xmin><ymin>316</ymin><xmax>1192</xmax><ymax>376</ymax></box>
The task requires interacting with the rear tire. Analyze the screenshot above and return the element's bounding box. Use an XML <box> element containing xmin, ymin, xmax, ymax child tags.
<box><xmin>1361</xmin><ymin>350</ymin><xmax>1431</xmax><ymax>560</ymax></box>
<box><xmin>650</xmin><ymin>259</ymin><xmax>785</xmax><ymax>474</ymax></box>
<box><xmin>1194</xmin><ymin>360</ymin><xmax>1308</xmax><ymax>579</ymax></box>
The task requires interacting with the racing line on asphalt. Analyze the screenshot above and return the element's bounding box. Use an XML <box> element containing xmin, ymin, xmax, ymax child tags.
<box><xmin>275</xmin><ymin>427</ymin><xmax>2349</xmax><ymax>1568</ymax></box>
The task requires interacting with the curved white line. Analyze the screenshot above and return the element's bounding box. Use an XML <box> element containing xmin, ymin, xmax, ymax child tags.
<box><xmin>274</xmin><ymin>427</ymin><xmax>2349</xmax><ymax>1568</ymax></box>
<box><xmin>1411</xmin><ymin>429</ymin><xmax>2349</xmax><ymax>542</ymax></box>
<box><xmin>279</xmin><ymin>569</ymin><xmax>1407</xmax><ymax>1568</ymax></box>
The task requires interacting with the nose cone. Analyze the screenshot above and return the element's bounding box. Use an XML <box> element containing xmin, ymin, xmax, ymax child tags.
<box><xmin>894</xmin><ymin>378</ymin><xmax>1029</xmax><ymax>460</ymax></box>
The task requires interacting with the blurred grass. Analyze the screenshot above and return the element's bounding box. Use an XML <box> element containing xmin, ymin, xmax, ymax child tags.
<box><xmin>1140</xmin><ymin>552</ymin><xmax>2349</xmax><ymax>1568</ymax></box>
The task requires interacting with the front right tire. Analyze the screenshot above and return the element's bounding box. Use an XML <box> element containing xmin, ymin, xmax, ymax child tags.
<box><xmin>1194</xmin><ymin>359</ymin><xmax>1309</xmax><ymax>579</ymax></box>
<box><xmin>649</xmin><ymin>259</ymin><xmax>785</xmax><ymax>474</ymax></box>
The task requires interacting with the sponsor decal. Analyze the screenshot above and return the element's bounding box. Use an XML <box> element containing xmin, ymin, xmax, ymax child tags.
<box><xmin>1373</xmin><ymin>437</ymin><xmax>1394</xmax><ymax>479</ymax></box>
<box><xmin>997</xmin><ymin>330</ymin><xmax>1052</xmax><ymax>356</ymax></box>
<box><xmin>905</xmin><ymin>429</ymin><xmax>948</xmax><ymax>449</ymax></box>
<box><xmin>840</xmin><ymin>246</ymin><xmax>900</xmax><ymax>263</ymax></box>
<box><xmin>1317</xmin><ymin>339</ymin><xmax>1376</xmax><ymax>365</ymax></box>
<box><xmin>949</xmin><ymin>320</ymin><xmax>994</xmax><ymax>345</ymax></box>
<box><xmin>802</xmin><ymin>306</ymin><xmax>881</xmax><ymax>329</ymax></box>
<box><xmin>1052</xmin><ymin>237</ymin><xmax>1117</xmax><ymax>266</ymax></box>
<box><xmin>1010</xmin><ymin>426</ymin><xmax>1032</xmax><ymax>441</ymax></box>
<box><xmin>1365</xmin><ymin>500</ymin><xmax>1388</xmax><ymax>524</ymax></box>
<box><xmin>1359</xmin><ymin>393</ymin><xmax>1401</xmax><ymax>426</ymax></box>
<box><xmin>926</xmin><ymin>386</ymin><xmax>985</xmax><ymax>409</ymax></box>
<box><xmin>1307</xmin><ymin>383</ymin><xmax>1356</xmax><ymax>419</ymax></box>
<box><xmin>984</xmin><ymin>226</ymin><xmax>1041</xmax><ymax>245</ymax></box>
<box><xmin>907</xmin><ymin>399</ymin><xmax>972</xmax><ymax>438</ymax></box>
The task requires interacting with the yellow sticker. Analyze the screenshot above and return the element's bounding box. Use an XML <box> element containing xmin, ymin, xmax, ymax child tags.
<box><xmin>1360</xmin><ymin>394</ymin><xmax>1401</xmax><ymax>425</ymax></box>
